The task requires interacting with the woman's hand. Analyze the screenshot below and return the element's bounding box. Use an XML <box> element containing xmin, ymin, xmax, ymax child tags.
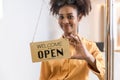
<box><xmin>65</xmin><ymin>34</ymin><xmax>99</xmax><ymax>72</ymax></box>
<box><xmin>65</xmin><ymin>34</ymin><xmax>90</xmax><ymax>60</ymax></box>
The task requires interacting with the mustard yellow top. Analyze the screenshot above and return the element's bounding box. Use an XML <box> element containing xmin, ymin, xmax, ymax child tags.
<box><xmin>40</xmin><ymin>37</ymin><xmax>105</xmax><ymax>80</ymax></box>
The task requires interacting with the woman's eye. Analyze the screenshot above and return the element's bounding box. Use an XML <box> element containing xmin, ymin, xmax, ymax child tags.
<box><xmin>68</xmin><ymin>15</ymin><xmax>74</xmax><ymax>19</ymax></box>
<box><xmin>59</xmin><ymin>16</ymin><xmax>64</xmax><ymax>20</ymax></box>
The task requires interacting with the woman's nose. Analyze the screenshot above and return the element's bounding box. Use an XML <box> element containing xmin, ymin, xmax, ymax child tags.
<box><xmin>62</xmin><ymin>18</ymin><xmax>69</xmax><ymax>24</ymax></box>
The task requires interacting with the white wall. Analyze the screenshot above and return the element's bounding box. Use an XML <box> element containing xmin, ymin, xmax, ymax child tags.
<box><xmin>0</xmin><ymin>0</ymin><xmax>49</xmax><ymax>80</ymax></box>
<box><xmin>0</xmin><ymin>0</ymin><xmax>3</xmax><ymax>19</ymax></box>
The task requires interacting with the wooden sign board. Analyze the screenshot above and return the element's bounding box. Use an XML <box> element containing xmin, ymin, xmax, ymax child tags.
<box><xmin>30</xmin><ymin>38</ymin><xmax>70</xmax><ymax>62</ymax></box>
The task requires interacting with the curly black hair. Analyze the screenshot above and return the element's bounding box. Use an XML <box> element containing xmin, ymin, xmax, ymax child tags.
<box><xmin>50</xmin><ymin>0</ymin><xmax>92</xmax><ymax>16</ymax></box>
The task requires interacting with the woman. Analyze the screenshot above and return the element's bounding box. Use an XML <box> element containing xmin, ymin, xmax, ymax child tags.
<box><xmin>40</xmin><ymin>0</ymin><xmax>105</xmax><ymax>80</ymax></box>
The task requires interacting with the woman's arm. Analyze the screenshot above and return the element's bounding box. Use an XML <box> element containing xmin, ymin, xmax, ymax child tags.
<box><xmin>67</xmin><ymin>34</ymin><xmax>105</xmax><ymax>80</ymax></box>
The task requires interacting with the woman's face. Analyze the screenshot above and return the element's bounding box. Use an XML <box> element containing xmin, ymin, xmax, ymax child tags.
<box><xmin>58</xmin><ymin>5</ymin><xmax>81</xmax><ymax>36</ymax></box>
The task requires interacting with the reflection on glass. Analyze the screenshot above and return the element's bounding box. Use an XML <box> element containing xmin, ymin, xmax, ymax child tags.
<box><xmin>113</xmin><ymin>1</ymin><xmax>120</xmax><ymax>50</ymax></box>
<box><xmin>117</xmin><ymin>18</ymin><xmax>120</xmax><ymax>47</ymax></box>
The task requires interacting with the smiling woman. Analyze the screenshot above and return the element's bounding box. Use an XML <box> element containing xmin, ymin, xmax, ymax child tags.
<box><xmin>39</xmin><ymin>0</ymin><xmax>105</xmax><ymax>80</ymax></box>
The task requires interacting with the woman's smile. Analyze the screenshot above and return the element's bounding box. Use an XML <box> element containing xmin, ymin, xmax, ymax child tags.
<box><xmin>62</xmin><ymin>24</ymin><xmax>73</xmax><ymax>33</ymax></box>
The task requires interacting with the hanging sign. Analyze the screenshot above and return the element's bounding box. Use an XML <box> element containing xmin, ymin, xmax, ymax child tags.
<box><xmin>30</xmin><ymin>38</ymin><xmax>70</xmax><ymax>62</ymax></box>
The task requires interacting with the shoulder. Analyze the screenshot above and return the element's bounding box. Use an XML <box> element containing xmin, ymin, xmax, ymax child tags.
<box><xmin>81</xmin><ymin>37</ymin><xmax>96</xmax><ymax>46</ymax></box>
<box><xmin>81</xmin><ymin>37</ymin><xmax>99</xmax><ymax>52</ymax></box>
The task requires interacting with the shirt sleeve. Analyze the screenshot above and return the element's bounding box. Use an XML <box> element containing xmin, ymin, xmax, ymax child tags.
<box><xmin>40</xmin><ymin>61</ymin><xmax>51</xmax><ymax>80</ymax></box>
<box><xmin>87</xmin><ymin>42</ymin><xmax>105</xmax><ymax>80</ymax></box>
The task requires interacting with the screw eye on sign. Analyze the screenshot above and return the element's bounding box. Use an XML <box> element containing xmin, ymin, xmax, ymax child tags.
<box><xmin>30</xmin><ymin>38</ymin><xmax>70</xmax><ymax>62</ymax></box>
